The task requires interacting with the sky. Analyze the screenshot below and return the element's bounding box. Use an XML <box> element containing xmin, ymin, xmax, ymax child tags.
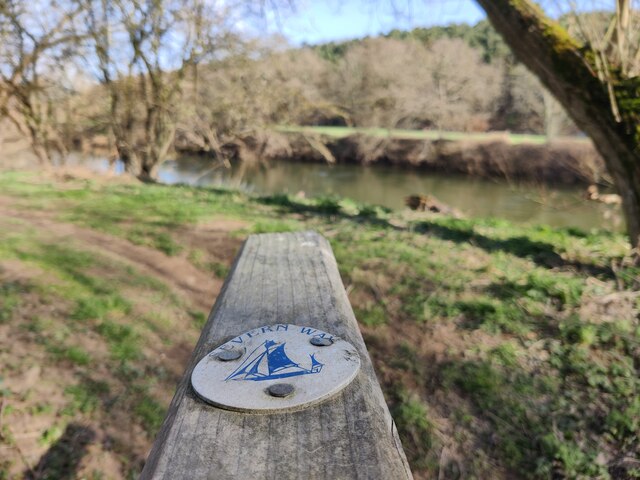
<box><xmin>262</xmin><ymin>0</ymin><xmax>486</xmax><ymax>46</ymax></box>
<box><xmin>257</xmin><ymin>0</ymin><xmax>621</xmax><ymax>46</ymax></box>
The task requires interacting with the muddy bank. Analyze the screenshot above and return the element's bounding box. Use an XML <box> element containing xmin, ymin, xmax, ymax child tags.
<box><xmin>175</xmin><ymin>131</ymin><xmax>607</xmax><ymax>185</ymax></box>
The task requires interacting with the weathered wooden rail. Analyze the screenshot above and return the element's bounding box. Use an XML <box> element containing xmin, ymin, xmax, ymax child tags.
<box><xmin>140</xmin><ymin>231</ymin><xmax>413</xmax><ymax>479</ymax></box>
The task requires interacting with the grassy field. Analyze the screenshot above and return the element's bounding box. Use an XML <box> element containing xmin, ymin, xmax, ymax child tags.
<box><xmin>274</xmin><ymin>125</ymin><xmax>584</xmax><ymax>145</ymax></box>
<box><xmin>0</xmin><ymin>170</ymin><xmax>638</xmax><ymax>479</ymax></box>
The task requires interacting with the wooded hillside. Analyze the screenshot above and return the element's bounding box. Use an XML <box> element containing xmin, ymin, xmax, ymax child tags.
<box><xmin>33</xmin><ymin>20</ymin><xmax>580</xmax><ymax>163</ymax></box>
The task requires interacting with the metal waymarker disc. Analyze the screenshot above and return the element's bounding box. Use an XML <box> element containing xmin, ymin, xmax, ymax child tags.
<box><xmin>191</xmin><ymin>324</ymin><xmax>361</xmax><ymax>413</ymax></box>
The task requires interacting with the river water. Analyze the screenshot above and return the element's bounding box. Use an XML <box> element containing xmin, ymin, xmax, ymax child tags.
<box><xmin>88</xmin><ymin>154</ymin><xmax>623</xmax><ymax>233</ymax></box>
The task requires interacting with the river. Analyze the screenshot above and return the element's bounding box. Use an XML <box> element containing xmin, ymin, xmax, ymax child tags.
<box><xmin>85</xmin><ymin>154</ymin><xmax>623</xmax><ymax>233</ymax></box>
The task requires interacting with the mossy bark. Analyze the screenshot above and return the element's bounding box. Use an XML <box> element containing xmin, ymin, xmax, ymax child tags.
<box><xmin>476</xmin><ymin>0</ymin><xmax>640</xmax><ymax>249</ymax></box>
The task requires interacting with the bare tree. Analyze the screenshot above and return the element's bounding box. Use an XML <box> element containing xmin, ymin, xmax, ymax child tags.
<box><xmin>494</xmin><ymin>62</ymin><xmax>575</xmax><ymax>136</ymax></box>
<box><xmin>475</xmin><ymin>0</ymin><xmax>640</xmax><ymax>249</ymax></box>
<box><xmin>329</xmin><ymin>37</ymin><xmax>500</xmax><ymax>131</ymax></box>
<box><xmin>180</xmin><ymin>38</ymin><xmax>341</xmax><ymax>162</ymax></box>
<box><xmin>80</xmin><ymin>0</ymin><xmax>236</xmax><ymax>181</ymax></box>
<box><xmin>0</xmin><ymin>0</ymin><xmax>83</xmax><ymax>164</ymax></box>
<box><xmin>424</xmin><ymin>37</ymin><xmax>501</xmax><ymax>131</ymax></box>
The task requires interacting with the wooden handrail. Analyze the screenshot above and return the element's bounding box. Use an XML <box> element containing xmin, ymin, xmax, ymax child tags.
<box><xmin>140</xmin><ymin>231</ymin><xmax>413</xmax><ymax>479</ymax></box>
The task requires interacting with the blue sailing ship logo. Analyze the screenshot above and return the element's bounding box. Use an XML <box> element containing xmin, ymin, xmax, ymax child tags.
<box><xmin>225</xmin><ymin>340</ymin><xmax>323</xmax><ymax>382</ymax></box>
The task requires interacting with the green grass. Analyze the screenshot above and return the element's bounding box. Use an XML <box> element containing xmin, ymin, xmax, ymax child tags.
<box><xmin>439</xmin><ymin>327</ymin><xmax>640</xmax><ymax>478</ymax></box>
<box><xmin>0</xmin><ymin>173</ymin><xmax>249</xmax><ymax>259</ymax></box>
<box><xmin>97</xmin><ymin>320</ymin><xmax>142</xmax><ymax>363</ymax></box>
<box><xmin>134</xmin><ymin>395</ymin><xmax>166</xmax><ymax>434</ymax></box>
<box><xmin>0</xmin><ymin>176</ymin><xmax>203</xmax><ymax>466</ymax></box>
<box><xmin>72</xmin><ymin>295</ymin><xmax>131</xmax><ymax>322</ymax></box>
<box><xmin>49</xmin><ymin>345</ymin><xmax>92</xmax><ymax>366</ymax></box>
<box><xmin>390</xmin><ymin>388</ymin><xmax>436</xmax><ymax>470</ymax></box>
<box><xmin>0</xmin><ymin>171</ymin><xmax>637</xmax><ymax>479</ymax></box>
<box><xmin>262</xmin><ymin>189</ymin><xmax>637</xmax><ymax>478</ymax></box>
<box><xmin>63</xmin><ymin>381</ymin><xmax>109</xmax><ymax>415</ymax></box>
<box><xmin>354</xmin><ymin>304</ymin><xmax>387</xmax><ymax>326</ymax></box>
<box><xmin>0</xmin><ymin>281</ymin><xmax>22</xmax><ymax>323</ymax></box>
<box><xmin>274</xmin><ymin>124</ymin><xmax>588</xmax><ymax>145</ymax></box>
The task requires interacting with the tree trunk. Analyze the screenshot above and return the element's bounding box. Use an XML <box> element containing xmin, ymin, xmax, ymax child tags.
<box><xmin>117</xmin><ymin>142</ymin><xmax>142</xmax><ymax>178</ymax></box>
<box><xmin>6</xmin><ymin>108</ymin><xmax>54</xmax><ymax>166</ymax></box>
<box><xmin>32</xmin><ymin>141</ymin><xmax>53</xmax><ymax>166</ymax></box>
<box><xmin>117</xmin><ymin>144</ymin><xmax>161</xmax><ymax>183</ymax></box>
<box><xmin>139</xmin><ymin>157</ymin><xmax>160</xmax><ymax>183</ymax></box>
<box><xmin>475</xmin><ymin>0</ymin><xmax>640</xmax><ymax>250</ymax></box>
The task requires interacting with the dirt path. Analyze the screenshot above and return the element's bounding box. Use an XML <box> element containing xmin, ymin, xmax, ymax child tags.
<box><xmin>0</xmin><ymin>195</ymin><xmax>247</xmax><ymax>312</ymax></box>
<box><xmin>0</xmin><ymin>193</ymin><xmax>248</xmax><ymax>479</ymax></box>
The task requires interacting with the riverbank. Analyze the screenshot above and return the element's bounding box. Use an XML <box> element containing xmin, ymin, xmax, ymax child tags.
<box><xmin>174</xmin><ymin>127</ymin><xmax>608</xmax><ymax>186</ymax></box>
<box><xmin>0</xmin><ymin>169</ymin><xmax>638</xmax><ymax>479</ymax></box>
<box><xmin>1</xmin><ymin>120</ymin><xmax>608</xmax><ymax>186</ymax></box>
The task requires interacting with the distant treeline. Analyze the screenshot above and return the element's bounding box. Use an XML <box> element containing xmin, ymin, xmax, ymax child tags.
<box><xmin>306</xmin><ymin>20</ymin><xmax>576</xmax><ymax>136</ymax></box>
<box><xmin>69</xmin><ymin>19</ymin><xmax>577</xmax><ymax>163</ymax></box>
<box><xmin>1</xmin><ymin>2</ymin><xmax>582</xmax><ymax>176</ymax></box>
<box><xmin>313</xmin><ymin>21</ymin><xmax>510</xmax><ymax>64</ymax></box>
<box><xmin>3</xmin><ymin>1</ymin><xmax>630</xmax><ymax>184</ymax></box>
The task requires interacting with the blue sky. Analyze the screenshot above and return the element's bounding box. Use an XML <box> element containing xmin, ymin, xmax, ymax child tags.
<box><xmin>258</xmin><ymin>0</ymin><xmax>611</xmax><ymax>46</ymax></box>
<box><xmin>264</xmin><ymin>0</ymin><xmax>486</xmax><ymax>46</ymax></box>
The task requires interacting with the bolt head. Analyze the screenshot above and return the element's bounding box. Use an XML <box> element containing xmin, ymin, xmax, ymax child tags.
<box><xmin>217</xmin><ymin>349</ymin><xmax>242</xmax><ymax>361</ymax></box>
<box><xmin>267</xmin><ymin>383</ymin><xmax>295</xmax><ymax>398</ymax></box>
<box><xmin>310</xmin><ymin>336</ymin><xmax>333</xmax><ymax>347</ymax></box>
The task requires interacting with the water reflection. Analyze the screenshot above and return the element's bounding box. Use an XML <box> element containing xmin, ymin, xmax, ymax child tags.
<box><xmin>77</xmin><ymin>153</ymin><xmax>624</xmax><ymax>233</ymax></box>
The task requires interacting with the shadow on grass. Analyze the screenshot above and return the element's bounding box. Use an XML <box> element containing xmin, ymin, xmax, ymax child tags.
<box><xmin>258</xmin><ymin>193</ymin><xmax>400</xmax><ymax>230</ymax></box>
<box><xmin>415</xmin><ymin>220</ymin><xmax>614</xmax><ymax>278</ymax></box>
<box><xmin>26</xmin><ymin>423</ymin><xmax>95</xmax><ymax>480</ymax></box>
<box><xmin>440</xmin><ymin>355</ymin><xmax>626</xmax><ymax>478</ymax></box>
<box><xmin>440</xmin><ymin>358</ymin><xmax>549</xmax><ymax>474</ymax></box>
<box><xmin>258</xmin><ymin>193</ymin><xmax>617</xmax><ymax>280</ymax></box>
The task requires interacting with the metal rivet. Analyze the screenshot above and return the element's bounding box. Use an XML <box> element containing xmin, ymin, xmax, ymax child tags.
<box><xmin>217</xmin><ymin>349</ymin><xmax>242</xmax><ymax>361</ymax></box>
<box><xmin>267</xmin><ymin>383</ymin><xmax>294</xmax><ymax>398</ymax></box>
<box><xmin>310</xmin><ymin>336</ymin><xmax>333</xmax><ymax>347</ymax></box>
